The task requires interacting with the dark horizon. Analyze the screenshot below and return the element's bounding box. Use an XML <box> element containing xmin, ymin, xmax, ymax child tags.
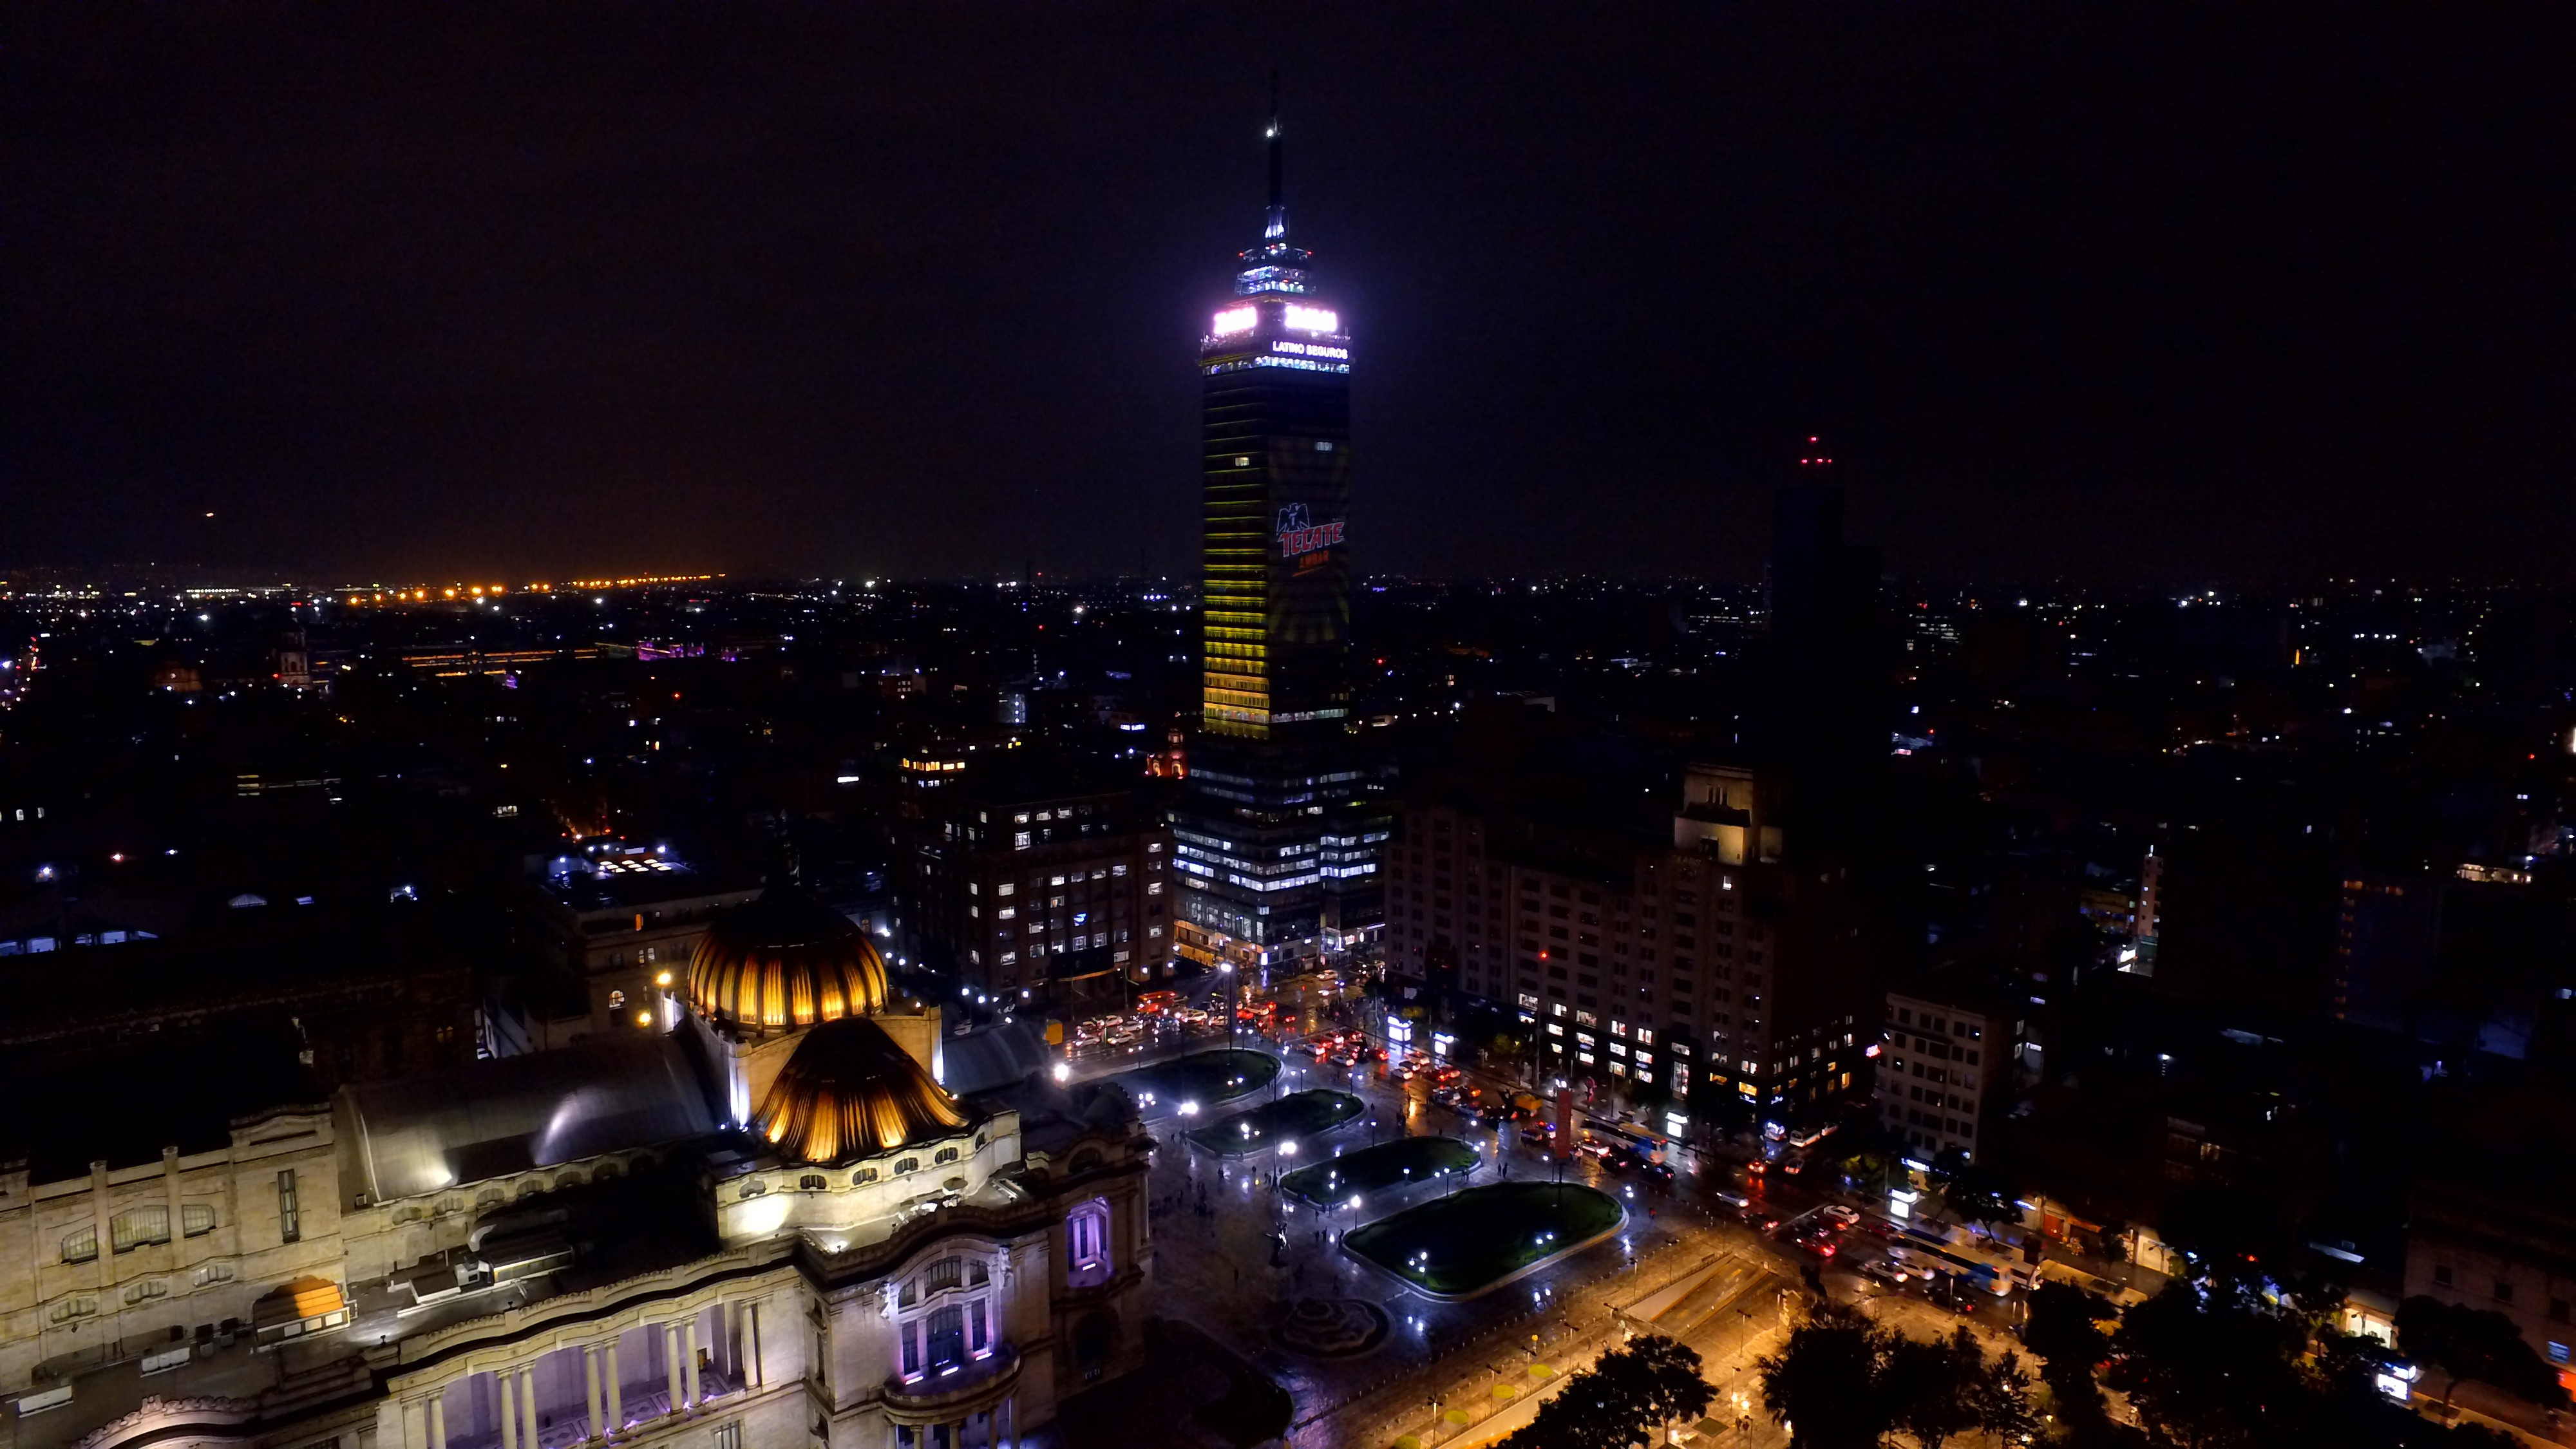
<box><xmin>5</xmin><ymin>6</ymin><xmax>2570</xmax><ymax>587</ymax></box>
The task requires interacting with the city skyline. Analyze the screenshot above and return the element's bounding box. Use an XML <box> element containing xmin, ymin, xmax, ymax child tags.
<box><xmin>6</xmin><ymin>7</ymin><xmax>2570</xmax><ymax>587</ymax></box>
<box><xmin>10</xmin><ymin>12</ymin><xmax>2576</xmax><ymax>1449</ymax></box>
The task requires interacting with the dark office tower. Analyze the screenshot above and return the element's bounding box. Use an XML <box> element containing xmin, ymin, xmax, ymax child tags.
<box><xmin>1755</xmin><ymin>446</ymin><xmax>1887</xmax><ymax>788</ymax></box>
<box><xmin>1172</xmin><ymin>105</ymin><xmax>1384</xmax><ymax>978</ymax></box>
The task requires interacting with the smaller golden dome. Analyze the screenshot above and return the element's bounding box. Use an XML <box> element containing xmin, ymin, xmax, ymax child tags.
<box><xmin>753</xmin><ymin>1018</ymin><xmax>972</xmax><ymax>1164</ymax></box>
<box><xmin>687</xmin><ymin>891</ymin><xmax>892</xmax><ymax>1032</ymax></box>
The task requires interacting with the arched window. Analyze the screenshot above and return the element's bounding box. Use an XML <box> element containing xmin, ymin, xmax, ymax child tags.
<box><xmin>739</xmin><ymin>1180</ymin><xmax>767</xmax><ymax>1200</ymax></box>
<box><xmin>799</xmin><ymin>1174</ymin><xmax>827</xmax><ymax>1191</ymax></box>
<box><xmin>111</xmin><ymin>1207</ymin><xmax>171</xmax><ymax>1253</ymax></box>
<box><xmin>894</xmin><ymin>1157</ymin><xmax>920</xmax><ymax>1176</ymax></box>
<box><xmin>852</xmin><ymin>1168</ymin><xmax>878</xmax><ymax>1186</ymax></box>
<box><xmin>924</xmin><ymin>1305</ymin><xmax>966</xmax><ymax>1372</ymax></box>
<box><xmin>1066</xmin><ymin>1198</ymin><xmax>1113</xmax><ymax>1289</ymax></box>
<box><xmin>934</xmin><ymin>1146</ymin><xmax>960</xmax><ymax>1166</ymax></box>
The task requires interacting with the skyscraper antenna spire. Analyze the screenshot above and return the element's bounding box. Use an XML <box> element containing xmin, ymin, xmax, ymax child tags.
<box><xmin>1264</xmin><ymin>73</ymin><xmax>1286</xmax><ymax>242</ymax></box>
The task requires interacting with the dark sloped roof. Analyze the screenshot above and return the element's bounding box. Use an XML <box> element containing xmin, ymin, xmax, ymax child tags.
<box><xmin>341</xmin><ymin>1032</ymin><xmax>719</xmax><ymax>1202</ymax></box>
<box><xmin>942</xmin><ymin>1020</ymin><xmax>1048</xmax><ymax>1098</ymax></box>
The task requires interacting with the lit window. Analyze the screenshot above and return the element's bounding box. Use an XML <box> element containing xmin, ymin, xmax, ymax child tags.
<box><xmin>276</xmin><ymin>1170</ymin><xmax>301</xmax><ymax>1243</ymax></box>
<box><xmin>1067</xmin><ymin>1198</ymin><xmax>1114</xmax><ymax>1288</ymax></box>
<box><xmin>110</xmin><ymin>1207</ymin><xmax>173</xmax><ymax>1253</ymax></box>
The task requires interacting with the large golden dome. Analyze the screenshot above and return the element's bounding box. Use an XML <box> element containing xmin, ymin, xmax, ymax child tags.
<box><xmin>687</xmin><ymin>891</ymin><xmax>892</xmax><ymax>1032</ymax></box>
<box><xmin>752</xmin><ymin>1018</ymin><xmax>972</xmax><ymax>1164</ymax></box>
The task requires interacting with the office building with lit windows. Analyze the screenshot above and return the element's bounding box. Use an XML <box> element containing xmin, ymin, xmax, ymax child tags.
<box><xmin>901</xmin><ymin>763</ymin><xmax>1177</xmax><ymax>1005</ymax></box>
<box><xmin>1875</xmin><ymin>967</ymin><xmax>2016</xmax><ymax>1164</ymax></box>
<box><xmin>1171</xmin><ymin>108</ymin><xmax>1386</xmax><ymax>973</ymax></box>
<box><xmin>1385</xmin><ymin>761</ymin><xmax>1875</xmax><ymax>1132</ymax></box>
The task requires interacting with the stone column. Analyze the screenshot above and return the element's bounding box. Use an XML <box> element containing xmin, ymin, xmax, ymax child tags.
<box><xmin>583</xmin><ymin>1347</ymin><xmax>604</xmax><ymax>1440</ymax></box>
<box><xmin>682</xmin><ymin>1318</ymin><xmax>702</xmax><ymax>1409</ymax></box>
<box><xmin>162</xmin><ymin>1146</ymin><xmax>188</xmax><ymax>1270</ymax></box>
<box><xmin>518</xmin><ymin>1367</ymin><xmax>539</xmax><ymax>1449</ymax></box>
<box><xmin>499</xmin><ymin>1371</ymin><xmax>520</xmax><ymax>1449</ymax></box>
<box><xmin>665</xmin><ymin>1325</ymin><xmax>684</xmax><ymax>1419</ymax></box>
<box><xmin>428</xmin><ymin>1390</ymin><xmax>448</xmax><ymax>1449</ymax></box>
<box><xmin>605</xmin><ymin>1342</ymin><xmax>624</xmax><ymax>1437</ymax></box>
<box><xmin>89</xmin><ymin>1159</ymin><xmax>120</xmax><ymax>1352</ymax></box>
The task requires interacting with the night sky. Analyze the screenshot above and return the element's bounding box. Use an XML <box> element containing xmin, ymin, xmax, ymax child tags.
<box><xmin>5</xmin><ymin>6</ymin><xmax>2570</xmax><ymax>585</ymax></box>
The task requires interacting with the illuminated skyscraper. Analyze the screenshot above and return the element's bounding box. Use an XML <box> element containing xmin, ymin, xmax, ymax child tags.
<box><xmin>1172</xmin><ymin>105</ymin><xmax>1384</xmax><ymax>973</ymax></box>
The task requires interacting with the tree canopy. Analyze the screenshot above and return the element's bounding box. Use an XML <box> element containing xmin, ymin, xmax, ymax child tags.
<box><xmin>1501</xmin><ymin>1332</ymin><xmax>1714</xmax><ymax>1449</ymax></box>
<box><xmin>2396</xmin><ymin>1295</ymin><xmax>2571</xmax><ymax>1412</ymax></box>
<box><xmin>1754</xmin><ymin>1298</ymin><xmax>2036</xmax><ymax>1448</ymax></box>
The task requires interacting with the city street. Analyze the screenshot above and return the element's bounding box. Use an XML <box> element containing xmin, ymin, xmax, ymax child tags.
<box><xmin>1077</xmin><ymin>1014</ymin><xmax>2040</xmax><ymax>1449</ymax></box>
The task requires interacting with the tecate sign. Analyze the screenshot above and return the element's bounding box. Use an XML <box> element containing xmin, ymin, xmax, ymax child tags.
<box><xmin>1275</xmin><ymin>503</ymin><xmax>1345</xmax><ymax>556</ymax></box>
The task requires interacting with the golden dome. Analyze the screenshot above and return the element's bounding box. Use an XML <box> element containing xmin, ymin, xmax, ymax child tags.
<box><xmin>752</xmin><ymin>1018</ymin><xmax>972</xmax><ymax>1164</ymax></box>
<box><xmin>687</xmin><ymin>891</ymin><xmax>892</xmax><ymax>1032</ymax></box>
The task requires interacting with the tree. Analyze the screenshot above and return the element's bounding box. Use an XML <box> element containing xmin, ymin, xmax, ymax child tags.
<box><xmin>1756</xmin><ymin>1302</ymin><xmax>2038</xmax><ymax>1449</ymax></box>
<box><xmin>1590</xmin><ymin>1334</ymin><xmax>1716</xmax><ymax>1445</ymax></box>
<box><xmin>2022</xmin><ymin>1281</ymin><xmax>2117</xmax><ymax>1426</ymax></box>
<box><xmin>2154</xmin><ymin>1182</ymin><xmax>2291</xmax><ymax>1290</ymax></box>
<box><xmin>1882</xmin><ymin>1329</ymin><xmax>1983</xmax><ymax>1449</ymax></box>
<box><xmin>1756</xmin><ymin>1300</ymin><xmax>1893</xmax><ymax>1449</ymax></box>
<box><xmin>2396</xmin><ymin>1295</ymin><xmax>2572</xmax><ymax>1414</ymax></box>
<box><xmin>1965</xmin><ymin>1345</ymin><xmax>2041</xmax><ymax>1444</ymax></box>
<box><xmin>1938</xmin><ymin>1164</ymin><xmax>2018</xmax><ymax>1241</ymax></box>
<box><xmin>2105</xmin><ymin>1280</ymin><xmax>2310</xmax><ymax>1447</ymax></box>
<box><xmin>1502</xmin><ymin>1332</ymin><xmax>1714</xmax><ymax>1449</ymax></box>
